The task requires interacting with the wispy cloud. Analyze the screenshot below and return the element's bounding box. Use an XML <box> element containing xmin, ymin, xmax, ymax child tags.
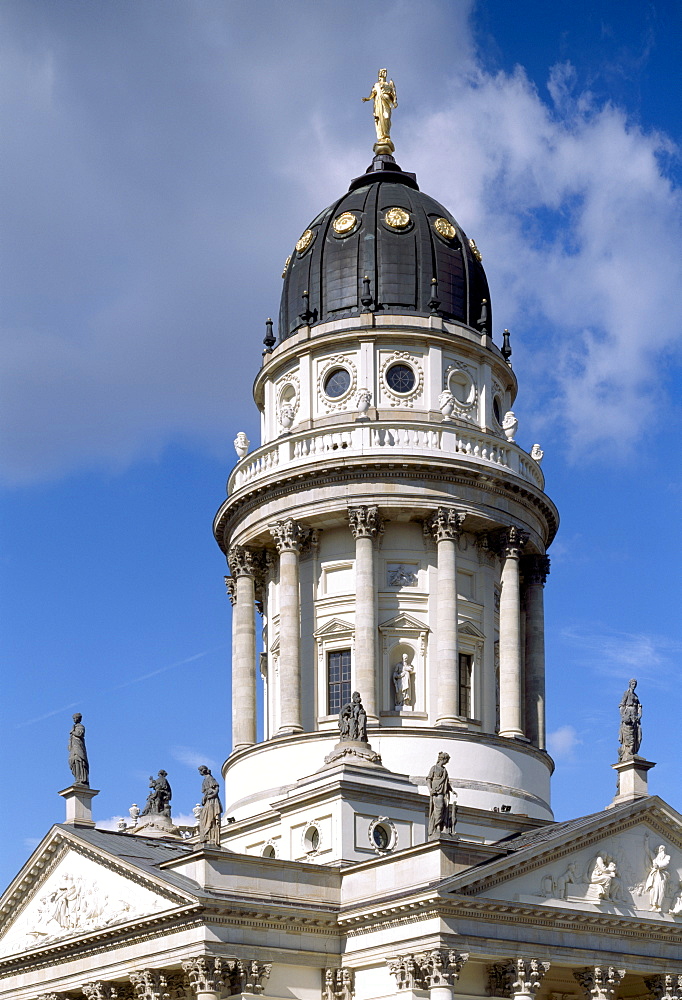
<box><xmin>548</xmin><ymin>725</ymin><xmax>582</xmax><ymax>761</ymax></box>
<box><xmin>560</xmin><ymin>624</ymin><xmax>681</xmax><ymax>682</ymax></box>
<box><xmin>171</xmin><ymin>746</ymin><xmax>218</xmax><ymax>771</ymax></box>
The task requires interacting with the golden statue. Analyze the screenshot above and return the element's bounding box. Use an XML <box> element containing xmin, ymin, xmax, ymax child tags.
<box><xmin>363</xmin><ymin>68</ymin><xmax>398</xmax><ymax>154</ymax></box>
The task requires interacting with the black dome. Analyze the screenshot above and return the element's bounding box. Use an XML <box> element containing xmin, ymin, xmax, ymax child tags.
<box><xmin>279</xmin><ymin>156</ymin><xmax>491</xmax><ymax>341</ymax></box>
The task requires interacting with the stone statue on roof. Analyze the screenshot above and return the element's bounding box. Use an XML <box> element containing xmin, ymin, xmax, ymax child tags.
<box><xmin>618</xmin><ymin>678</ymin><xmax>642</xmax><ymax>760</ymax></box>
<box><xmin>67</xmin><ymin>713</ymin><xmax>89</xmax><ymax>787</ymax></box>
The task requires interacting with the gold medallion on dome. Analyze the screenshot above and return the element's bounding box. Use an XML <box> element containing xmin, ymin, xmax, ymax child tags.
<box><xmin>434</xmin><ymin>217</ymin><xmax>456</xmax><ymax>240</ymax></box>
<box><xmin>295</xmin><ymin>229</ymin><xmax>314</xmax><ymax>253</ymax></box>
<box><xmin>281</xmin><ymin>255</ymin><xmax>291</xmax><ymax>278</ymax></box>
<box><xmin>384</xmin><ymin>207</ymin><xmax>411</xmax><ymax>229</ymax></box>
<box><xmin>332</xmin><ymin>211</ymin><xmax>358</xmax><ymax>235</ymax></box>
<box><xmin>469</xmin><ymin>237</ymin><xmax>482</xmax><ymax>262</ymax></box>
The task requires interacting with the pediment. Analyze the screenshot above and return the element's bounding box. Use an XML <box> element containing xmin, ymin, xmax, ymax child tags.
<box><xmin>313</xmin><ymin>618</ymin><xmax>354</xmax><ymax>638</ymax></box>
<box><xmin>446</xmin><ymin>797</ymin><xmax>682</xmax><ymax>921</ymax></box>
<box><xmin>0</xmin><ymin>829</ymin><xmax>195</xmax><ymax>958</ymax></box>
<box><xmin>378</xmin><ymin>612</ymin><xmax>430</xmax><ymax>634</ymax></box>
<box><xmin>458</xmin><ymin>621</ymin><xmax>484</xmax><ymax>638</ymax></box>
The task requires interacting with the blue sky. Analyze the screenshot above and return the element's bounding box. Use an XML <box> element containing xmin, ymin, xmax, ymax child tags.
<box><xmin>1</xmin><ymin>0</ymin><xmax>681</xmax><ymax>889</ymax></box>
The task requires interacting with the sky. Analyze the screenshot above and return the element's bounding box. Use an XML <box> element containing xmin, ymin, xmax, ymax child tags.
<box><xmin>1</xmin><ymin>0</ymin><xmax>681</xmax><ymax>889</ymax></box>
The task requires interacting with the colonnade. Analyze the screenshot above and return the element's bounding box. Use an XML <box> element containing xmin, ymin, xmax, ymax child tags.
<box><xmin>225</xmin><ymin>508</ymin><xmax>549</xmax><ymax>752</ymax></box>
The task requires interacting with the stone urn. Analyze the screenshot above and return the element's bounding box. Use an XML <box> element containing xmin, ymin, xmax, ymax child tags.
<box><xmin>502</xmin><ymin>410</ymin><xmax>518</xmax><ymax>442</ymax></box>
<box><xmin>438</xmin><ymin>390</ymin><xmax>456</xmax><ymax>421</ymax></box>
<box><xmin>279</xmin><ymin>404</ymin><xmax>295</xmax><ymax>431</ymax></box>
<box><xmin>356</xmin><ymin>389</ymin><xmax>372</xmax><ymax>418</ymax></box>
<box><xmin>233</xmin><ymin>431</ymin><xmax>250</xmax><ymax>459</ymax></box>
<box><xmin>530</xmin><ymin>443</ymin><xmax>544</xmax><ymax>463</ymax></box>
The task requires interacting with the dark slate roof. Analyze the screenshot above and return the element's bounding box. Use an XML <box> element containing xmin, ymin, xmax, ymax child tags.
<box><xmin>494</xmin><ymin>798</ymin><xmax>653</xmax><ymax>855</ymax></box>
<box><xmin>279</xmin><ymin>156</ymin><xmax>491</xmax><ymax>340</ymax></box>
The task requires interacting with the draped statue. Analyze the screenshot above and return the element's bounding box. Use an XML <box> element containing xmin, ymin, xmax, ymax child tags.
<box><xmin>362</xmin><ymin>69</ymin><xmax>398</xmax><ymax>153</ymax></box>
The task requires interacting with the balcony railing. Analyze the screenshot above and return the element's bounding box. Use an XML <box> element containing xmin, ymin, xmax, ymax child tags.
<box><xmin>228</xmin><ymin>421</ymin><xmax>544</xmax><ymax>494</ymax></box>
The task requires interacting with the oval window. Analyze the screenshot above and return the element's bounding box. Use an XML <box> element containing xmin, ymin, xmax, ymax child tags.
<box><xmin>386</xmin><ymin>363</ymin><xmax>416</xmax><ymax>394</ymax></box>
<box><xmin>493</xmin><ymin>396</ymin><xmax>502</xmax><ymax>424</ymax></box>
<box><xmin>372</xmin><ymin>824</ymin><xmax>390</xmax><ymax>849</ymax></box>
<box><xmin>324</xmin><ymin>368</ymin><xmax>351</xmax><ymax>398</ymax></box>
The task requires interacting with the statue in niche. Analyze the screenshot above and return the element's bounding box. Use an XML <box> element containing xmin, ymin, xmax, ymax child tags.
<box><xmin>618</xmin><ymin>678</ymin><xmax>642</xmax><ymax>760</ymax></box>
<box><xmin>427</xmin><ymin>751</ymin><xmax>457</xmax><ymax>838</ymax></box>
<box><xmin>590</xmin><ymin>855</ymin><xmax>623</xmax><ymax>900</ymax></box>
<box><xmin>338</xmin><ymin>691</ymin><xmax>368</xmax><ymax>742</ymax></box>
<box><xmin>197</xmin><ymin>765</ymin><xmax>223</xmax><ymax>846</ymax></box>
<box><xmin>644</xmin><ymin>836</ymin><xmax>670</xmax><ymax>911</ymax></box>
<box><xmin>141</xmin><ymin>770</ymin><xmax>172</xmax><ymax>818</ymax></box>
<box><xmin>392</xmin><ymin>653</ymin><xmax>414</xmax><ymax>709</ymax></box>
<box><xmin>67</xmin><ymin>713</ymin><xmax>89</xmax><ymax>787</ymax></box>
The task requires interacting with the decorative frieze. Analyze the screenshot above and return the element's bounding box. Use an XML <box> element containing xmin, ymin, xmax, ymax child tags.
<box><xmin>425</xmin><ymin>507</ymin><xmax>465</xmax><ymax>543</ymax></box>
<box><xmin>325</xmin><ymin>968</ymin><xmax>354</xmax><ymax>1000</ymax></box>
<box><xmin>129</xmin><ymin>970</ymin><xmax>171</xmax><ymax>1000</ymax></box>
<box><xmin>388</xmin><ymin>951</ymin><xmax>468</xmax><ymax>991</ymax></box>
<box><xmin>646</xmin><ymin>975</ymin><xmax>682</xmax><ymax>1000</ymax></box>
<box><xmin>269</xmin><ymin>518</ymin><xmax>311</xmax><ymax>553</ymax></box>
<box><xmin>573</xmin><ymin>967</ymin><xmax>625</xmax><ymax>1000</ymax></box>
<box><xmin>347</xmin><ymin>505</ymin><xmax>383</xmax><ymax>539</ymax></box>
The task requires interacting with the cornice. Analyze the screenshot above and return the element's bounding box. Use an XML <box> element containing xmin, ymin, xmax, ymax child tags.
<box><xmin>214</xmin><ymin>463</ymin><xmax>558</xmax><ymax>554</ymax></box>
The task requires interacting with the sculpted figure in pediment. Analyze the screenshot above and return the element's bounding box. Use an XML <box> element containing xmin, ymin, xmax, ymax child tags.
<box><xmin>590</xmin><ymin>855</ymin><xmax>623</xmax><ymax>901</ymax></box>
<box><xmin>644</xmin><ymin>837</ymin><xmax>671</xmax><ymax>911</ymax></box>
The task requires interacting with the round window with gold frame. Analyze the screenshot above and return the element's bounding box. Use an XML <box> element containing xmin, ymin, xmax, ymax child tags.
<box><xmin>332</xmin><ymin>211</ymin><xmax>358</xmax><ymax>235</ymax></box>
<box><xmin>434</xmin><ymin>217</ymin><xmax>456</xmax><ymax>240</ymax></box>
<box><xmin>384</xmin><ymin>207</ymin><xmax>411</xmax><ymax>230</ymax></box>
<box><xmin>295</xmin><ymin>229</ymin><xmax>315</xmax><ymax>254</ymax></box>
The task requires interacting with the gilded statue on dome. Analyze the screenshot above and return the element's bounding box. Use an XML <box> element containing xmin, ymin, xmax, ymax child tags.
<box><xmin>363</xmin><ymin>69</ymin><xmax>398</xmax><ymax>154</ymax></box>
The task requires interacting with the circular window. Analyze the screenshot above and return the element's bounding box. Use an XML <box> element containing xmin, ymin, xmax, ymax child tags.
<box><xmin>372</xmin><ymin>824</ymin><xmax>390</xmax><ymax>850</ymax></box>
<box><xmin>303</xmin><ymin>825</ymin><xmax>320</xmax><ymax>853</ymax></box>
<box><xmin>324</xmin><ymin>368</ymin><xmax>351</xmax><ymax>398</ymax></box>
<box><xmin>262</xmin><ymin>844</ymin><xmax>276</xmax><ymax>859</ymax></box>
<box><xmin>493</xmin><ymin>396</ymin><xmax>502</xmax><ymax>425</ymax></box>
<box><xmin>448</xmin><ymin>369</ymin><xmax>475</xmax><ymax>406</ymax></box>
<box><xmin>386</xmin><ymin>363</ymin><xmax>416</xmax><ymax>394</ymax></box>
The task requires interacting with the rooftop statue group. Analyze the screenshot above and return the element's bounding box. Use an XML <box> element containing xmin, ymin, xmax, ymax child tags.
<box><xmin>618</xmin><ymin>678</ymin><xmax>642</xmax><ymax>761</ymax></box>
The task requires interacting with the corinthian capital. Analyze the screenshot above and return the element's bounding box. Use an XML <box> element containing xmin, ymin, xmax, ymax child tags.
<box><xmin>182</xmin><ymin>956</ymin><xmax>228</xmax><ymax>995</ymax></box>
<box><xmin>82</xmin><ymin>986</ymin><xmax>121</xmax><ymax>1000</ymax></box>
<box><xmin>224</xmin><ymin>575</ymin><xmax>237</xmax><ymax>606</ymax></box>
<box><xmin>129</xmin><ymin>970</ymin><xmax>170</xmax><ymax>1000</ymax></box>
<box><xmin>522</xmin><ymin>554</ymin><xmax>550</xmax><ymax>586</ymax></box>
<box><xmin>269</xmin><ymin>519</ymin><xmax>310</xmax><ymax>553</ymax></box>
<box><xmin>227</xmin><ymin>545</ymin><xmax>264</xmax><ymax>578</ymax></box>
<box><xmin>425</xmin><ymin>507</ymin><xmax>465</xmax><ymax>542</ymax></box>
<box><xmin>325</xmin><ymin>968</ymin><xmax>354</xmax><ymax>1000</ymax></box>
<box><xmin>229</xmin><ymin>960</ymin><xmax>273</xmax><ymax>995</ymax></box>
<box><xmin>646</xmin><ymin>975</ymin><xmax>682</xmax><ymax>1000</ymax></box>
<box><xmin>573</xmin><ymin>967</ymin><xmax>625</xmax><ymax>1000</ymax></box>
<box><xmin>487</xmin><ymin>962</ymin><xmax>516</xmax><ymax>998</ymax></box>
<box><xmin>347</xmin><ymin>505</ymin><xmax>383</xmax><ymax>540</ymax></box>
<box><xmin>512</xmin><ymin>960</ymin><xmax>550</xmax><ymax>996</ymax></box>
<box><xmin>418</xmin><ymin>950</ymin><xmax>469</xmax><ymax>988</ymax></box>
<box><xmin>500</xmin><ymin>526</ymin><xmax>529</xmax><ymax>559</ymax></box>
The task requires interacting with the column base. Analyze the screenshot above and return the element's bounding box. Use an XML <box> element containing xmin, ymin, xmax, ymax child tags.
<box><xmin>276</xmin><ymin>725</ymin><xmax>303</xmax><ymax>736</ymax></box>
<box><xmin>435</xmin><ymin>717</ymin><xmax>468</xmax><ymax>729</ymax></box>
<box><xmin>498</xmin><ymin>729</ymin><xmax>528</xmax><ymax>741</ymax></box>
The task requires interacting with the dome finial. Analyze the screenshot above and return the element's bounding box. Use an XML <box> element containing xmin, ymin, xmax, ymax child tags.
<box><xmin>362</xmin><ymin>69</ymin><xmax>398</xmax><ymax>155</ymax></box>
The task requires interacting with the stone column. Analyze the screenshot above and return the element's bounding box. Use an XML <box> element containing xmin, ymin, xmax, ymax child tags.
<box><xmin>348</xmin><ymin>506</ymin><xmax>383</xmax><ymax>721</ymax></box>
<box><xmin>476</xmin><ymin>532</ymin><xmax>498</xmax><ymax>733</ymax></box>
<box><xmin>270</xmin><ymin>519</ymin><xmax>310</xmax><ymax>734</ymax></box>
<box><xmin>523</xmin><ymin>554</ymin><xmax>550</xmax><ymax>749</ymax></box>
<box><xmin>574</xmin><ymin>967</ymin><xmax>625</xmax><ymax>1000</ymax></box>
<box><xmin>426</xmin><ymin>508</ymin><xmax>465</xmax><ymax>726</ymax></box>
<box><xmin>227</xmin><ymin>546</ymin><xmax>261</xmax><ymax>750</ymax></box>
<box><xmin>498</xmin><ymin>526</ymin><xmax>528</xmax><ymax>739</ymax></box>
<box><xmin>183</xmin><ymin>956</ymin><xmax>229</xmax><ymax>1000</ymax></box>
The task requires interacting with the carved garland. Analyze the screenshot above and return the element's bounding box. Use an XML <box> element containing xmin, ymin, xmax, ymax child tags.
<box><xmin>317</xmin><ymin>354</ymin><xmax>358</xmax><ymax>413</ymax></box>
<box><xmin>380</xmin><ymin>351</ymin><xmax>424</xmax><ymax>408</ymax></box>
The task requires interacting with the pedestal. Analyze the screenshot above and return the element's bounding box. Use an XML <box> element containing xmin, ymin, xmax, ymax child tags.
<box><xmin>607</xmin><ymin>755</ymin><xmax>656</xmax><ymax>807</ymax></box>
<box><xmin>58</xmin><ymin>784</ymin><xmax>99</xmax><ymax>827</ymax></box>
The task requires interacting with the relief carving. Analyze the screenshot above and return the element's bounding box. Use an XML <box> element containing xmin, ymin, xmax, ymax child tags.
<box><xmin>388</xmin><ymin>952</ymin><xmax>468</xmax><ymax>991</ymax></box>
<box><xmin>574</xmin><ymin>968</ymin><xmax>625</xmax><ymax>1000</ymax></box>
<box><xmin>645</xmin><ymin>975</ymin><xmax>682</xmax><ymax>1000</ymax></box>
<box><xmin>325</xmin><ymin>968</ymin><xmax>354</xmax><ymax>1000</ymax></box>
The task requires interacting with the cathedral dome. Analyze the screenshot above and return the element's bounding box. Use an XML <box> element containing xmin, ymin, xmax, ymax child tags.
<box><xmin>279</xmin><ymin>156</ymin><xmax>491</xmax><ymax>341</ymax></box>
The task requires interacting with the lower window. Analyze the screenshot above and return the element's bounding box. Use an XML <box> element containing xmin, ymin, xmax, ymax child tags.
<box><xmin>459</xmin><ymin>652</ymin><xmax>473</xmax><ymax>718</ymax></box>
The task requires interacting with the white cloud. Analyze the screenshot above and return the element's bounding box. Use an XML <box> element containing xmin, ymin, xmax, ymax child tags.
<box><xmin>171</xmin><ymin>746</ymin><xmax>218</xmax><ymax>771</ymax></box>
<box><xmin>560</xmin><ymin>624</ymin><xmax>681</xmax><ymax>682</ymax></box>
<box><xmin>547</xmin><ymin>725</ymin><xmax>581</xmax><ymax>761</ymax></box>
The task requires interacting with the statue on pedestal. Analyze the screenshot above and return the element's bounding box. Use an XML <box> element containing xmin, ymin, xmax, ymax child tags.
<box><xmin>338</xmin><ymin>691</ymin><xmax>368</xmax><ymax>742</ymax></box>
<box><xmin>141</xmin><ymin>770</ymin><xmax>172</xmax><ymax>818</ymax></box>
<box><xmin>67</xmin><ymin>713</ymin><xmax>89</xmax><ymax>787</ymax></box>
<box><xmin>427</xmin><ymin>752</ymin><xmax>457</xmax><ymax>837</ymax></box>
<box><xmin>362</xmin><ymin>69</ymin><xmax>398</xmax><ymax>154</ymax></box>
<box><xmin>198</xmin><ymin>766</ymin><xmax>223</xmax><ymax>846</ymax></box>
<box><xmin>618</xmin><ymin>678</ymin><xmax>642</xmax><ymax>760</ymax></box>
